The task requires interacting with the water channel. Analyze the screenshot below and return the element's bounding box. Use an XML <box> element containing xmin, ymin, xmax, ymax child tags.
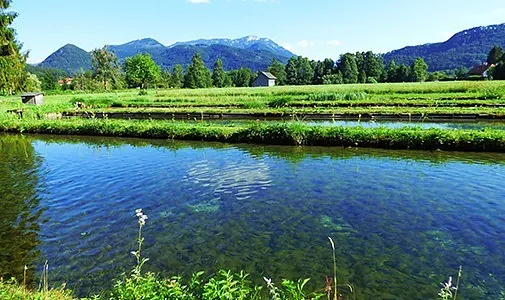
<box><xmin>1</xmin><ymin>133</ymin><xmax>505</xmax><ymax>299</ymax></box>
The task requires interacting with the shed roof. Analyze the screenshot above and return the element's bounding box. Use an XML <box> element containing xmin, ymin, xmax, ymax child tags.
<box><xmin>467</xmin><ymin>64</ymin><xmax>492</xmax><ymax>76</ymax></box>
<box><xmin>260</xmin><ymin>71</ymin><xmax>277</xmax><ymax>80</ymax></box>
<box><xmin>21</xmin><ymin>92</ymin><xmax>44</xmax><ymax>97</ymax></box>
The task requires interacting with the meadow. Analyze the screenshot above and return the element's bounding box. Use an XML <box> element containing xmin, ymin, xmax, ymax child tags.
<box><xmin>1</xmin><ymin>81</ymin><xmax>505</xmax><ymax>151</ymax></box>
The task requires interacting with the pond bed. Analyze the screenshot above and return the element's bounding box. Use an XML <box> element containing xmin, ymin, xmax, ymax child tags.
<box><xmin>1</xmin><ymin>134</ymin><xmax>505</xmax><ymax>298</ymax></box>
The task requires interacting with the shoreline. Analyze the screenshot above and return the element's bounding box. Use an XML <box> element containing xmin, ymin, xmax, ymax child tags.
<box><xmin>1</xmin><ymin>118</ymin><xmax>504</xmax><ymax>152</ymax></box>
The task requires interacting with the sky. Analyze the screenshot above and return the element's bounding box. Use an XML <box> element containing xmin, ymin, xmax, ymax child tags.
<box><xmin>8</xmin><ymin>0</ymin><xmax>505</xmax><ymax>64</ymax></box>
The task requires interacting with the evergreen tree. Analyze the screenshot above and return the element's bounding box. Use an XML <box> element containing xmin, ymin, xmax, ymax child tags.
<box><xmin>267</xmin><ymin>59</ymin><xmax>287</xmax><ymax>85</ymax></box>
<box><xmin>0</xmin><ymin>0</ymin><xmax>26</xmax><ymax>94</ymax></box>
<box><xmin>184</xmin><ymin>53</ymin><xmax>212</xmax><ymax>89</ymax></box>
<box><xmin>487</xmin><ymin>45</ymin><xmax>504</xmax><ymax>65</ymax></box>
<box><xmin>339</xmin><ymin>53</ymin><xmax>358</xmax><ymax>84</ymax></box>
<box><xmin>212</xmin><ymin>58</ymin><xmax>227</xmax><ymax>88</ymax></box>
<box><xmin>411</xmin><ymin>57</ymin><xmax>428</xmax><ymax>82</ymax></box>
<box><xmin>171</xmin><ymin>64</ymin><xmax>184</xmax><ymax>88</ymax></box>
<box><xmin>285</xmin><ymin>56</ymin><xmax>297</xmax><ymax>85</ymax></box>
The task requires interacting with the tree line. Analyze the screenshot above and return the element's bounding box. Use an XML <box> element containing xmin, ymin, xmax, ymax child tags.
<box><xmin>268</xmin><ymin>53</ymin><xmax>429</xmax><ymax>86</ymax></box>
<box><xmin>47</xmin><ymin>48</ymin><xmax>431</xmax><ymax>92</ymax></box>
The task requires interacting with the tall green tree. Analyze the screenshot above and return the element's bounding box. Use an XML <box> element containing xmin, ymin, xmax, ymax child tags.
<box><xmin>0</xmin><ymin>0</ymin><xmax>26</xmax><ymax>94</ymax></box>
<box><xmin>124</xmin><ymin>53</ymin><xmax>161</xmax><ymax>89</ymax></box>
<box><xmin>295</xmin><ymin>56</ymin><xmax>314</xmax><ymax>85</ymax></box>
<box><xmin>364</xmin><ymin>51</ymin><xmax>383</xmax><ymax>82</ymax></box>
<box><xmin>396</xmin><ymin>64</ymin><xmax>411</xmax><ymax>82</ymax></box>
<box><xmin>355</xmin><ymin>52</ymin><xmax>366</xmax><ymax>83</ymax></box>
<box><xmin>91</xmin><ymin>47</ymin><xmax>121</xmax><ymax>90</ymax></box>
<box><xmin>313</xmin><ymin>60</ymin><xmax>325</xmax><ymax>85</ymax></box>
<box><xmin>387</xmin><ymin>60</ymin><xmax>399</xmax><ymax>82</ymax></box>
<box><xmin>285</xmin><ymin>57</ymin><xmax>297</xmax><ymax>85</ymax></box>
<box><xmin>487</xmin><ymin>45</ymin><xmax>504</xmax><ymax>65</ymax></box>
<box><xmin>411</xmin><ymin>57</ymin><xmax>428</xmax><ymax>82</ymax></box>
<box><xmin>229</xmin><ymin>68</ymin><xmax>253</xmax><ymax>87</ymax></box>
<box><xmin>212</xmin><ymin>58</ymin><xmax>227</xmax><ymax>88</ymax></box>
<box><xmin>339</xmin><ymin>53</ymin><xmax>358</xmax><ymax>84</ymax></box>
<box><xmin>267</xmin><ymin>59</ymin><xmax>286</xmax><ymax>85</ymax></box>
<box><xmin>184</xmin><ymin>53</ymin><xmax>212</xmax><ymax>89</ymax></box>
<box><xmin>171</xmin><ymin>64</ymin><xmax>184</xmax><ymax>88</ymax></box>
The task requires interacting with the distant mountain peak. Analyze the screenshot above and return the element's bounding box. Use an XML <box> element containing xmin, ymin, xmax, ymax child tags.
<box><xmin>384</xmin><ymin>22</ymin><xmax>505</xmax><ymax>71</ymax></box>
<box><xmin>171</xmin><ymin>35</ymin><xmax>294</xmax><ymax>59</ymax></box>
<box><xmin>37</xmin><ymin>34</ymin><xmax>294</xmax><ymax>74</ymax></box>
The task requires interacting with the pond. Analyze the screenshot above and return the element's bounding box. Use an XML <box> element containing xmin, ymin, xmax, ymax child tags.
<box><xmin>1</xmin><ymin>134</ymin><xmax>505</xmax><ymax>299</ymax></box>
<box><xmin>201</xmin><ymin>119</ymin><xmax>505</xmax><ymax>131</ymax></box>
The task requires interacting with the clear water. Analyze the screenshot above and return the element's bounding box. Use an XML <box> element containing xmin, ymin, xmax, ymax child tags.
<box><xmin>198</xmin><ymin>119</ymin><xmax>505</xmax><ymax>131</ymax></box>
<box><xmin>1</xmin><ymin>134</ymin><xmax>505</xmax><ymax>299</ymax></box>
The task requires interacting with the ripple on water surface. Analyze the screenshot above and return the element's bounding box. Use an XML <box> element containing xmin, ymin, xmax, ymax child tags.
<box><xmin>2</xmin><ymin>135</ymin><xmax>505</xmax><ymax>299</ymax></box>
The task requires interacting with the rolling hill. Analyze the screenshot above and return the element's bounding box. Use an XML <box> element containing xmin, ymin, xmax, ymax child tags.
<box><xmin>38</xmin><ymin>44</ymin><xmax>92</xmax><ymax>74</ymax></box>
<box><xmin>383</xmin><ymin>23</ymin><xmax>505</xmax><ymax>71</ymax></box>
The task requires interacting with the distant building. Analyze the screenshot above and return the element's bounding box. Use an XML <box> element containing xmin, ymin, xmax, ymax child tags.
<box><xmin>252</xmin><ymin>71</ymin><xmax>277</xmax><ymax>87</ymax></box>
<box><xmin>467</xmin><ymin>63</ymin><xmax>495</xmax><ymax>79</ymax></box>
<box><xmin>58</xmin><ymin>78</ymin><xmax>73</xmax><ymax>86</ymax></box>
<box><xmin>21</xmin><ymin>92</ymin><xmax>44</xmax><ymax>106</ymax></box>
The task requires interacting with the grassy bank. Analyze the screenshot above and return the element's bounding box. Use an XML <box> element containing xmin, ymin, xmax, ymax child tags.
<box><xmin>1</xmin><ymin>81</ymin><xmax>505</xmax><ymax>151</ymax></box>
<box><xmin>1</xmin><ymin>118</ymin><xmax>505</xmax><ymax>151</ymax></box>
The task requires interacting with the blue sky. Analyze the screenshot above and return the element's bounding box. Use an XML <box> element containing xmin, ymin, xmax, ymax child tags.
<box><xmin>9</xmin><ymin>0</ymin><xmax>505</xmax><ymax>63</ymax></box>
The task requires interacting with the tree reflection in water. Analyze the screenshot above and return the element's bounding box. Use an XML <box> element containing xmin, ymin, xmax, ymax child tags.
<box><xmin>0</xmin><ymin>135</ymin><xmax>44</xmax><ymax>286</ymax></box>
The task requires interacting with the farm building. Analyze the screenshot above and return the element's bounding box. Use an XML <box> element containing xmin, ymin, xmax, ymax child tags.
<box><xmin>21</xmin><ymin>92</ymin><xmax>44</xmax><ymax>106</ymax></box>
<box><xmin>467</xmin><ymin>63</ymin><xmax>495</xmax><ymax>79</ymax></box>
<box><xmin>252</xmin><ymin>71</ymin><xmax>277</xmax><ymax>87</ymax></box>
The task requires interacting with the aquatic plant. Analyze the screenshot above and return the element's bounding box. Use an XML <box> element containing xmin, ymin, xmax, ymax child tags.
<box><xmin>438</xmin><ymin>266</ymin><xmax>462</xmax><ymax>300</ymax></box>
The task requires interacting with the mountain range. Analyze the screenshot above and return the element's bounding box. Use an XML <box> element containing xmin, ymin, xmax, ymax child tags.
<box><xmin>383</xmin><ymin>23</ymin><xmax>505</xmax><ymax>71</ymax></box>
<box><xmin>38</xmin><ymin>36</ymin><xmax>294</xmax><ymax>75</ymax></box>
<box><xmin>37</xmin><ymin>23</ymin><xmax>505</xmax><ymax>75</ymax></box>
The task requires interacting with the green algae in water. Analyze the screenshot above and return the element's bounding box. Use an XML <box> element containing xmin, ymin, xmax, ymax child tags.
<box><xmin>188</xmin><ymin>198</ymin><xmax>221</xmax><ymax>213</ymax></box>
<box><xmin>319</xmin><ymin>215</ymin><xmax>357</xmax><ymax>235</ymax></box>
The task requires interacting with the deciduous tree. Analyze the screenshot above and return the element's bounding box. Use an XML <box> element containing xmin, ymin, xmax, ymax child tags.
<box><xmin>91</xmin><ymin>47</ymin><xmax>121</xmax><ymax>90</ymax></box>
<box><xmin>267</xmin><ymin>59</ymin><xmax>286</xmax><ymax>85</ymax></box>
<box><xmin>124</xmin><ymin>53</ymin><xmax>161</xmax><ymax>89</ymax></box>
<box><xmin>338</xmin><ymin>53</ymin><xmax>358</xmax><ymax>84</ymax></box>
<box><xmin>411</xmin><ymin>57</ymin><xmax>428</xmax><ymax>82</ymax></box>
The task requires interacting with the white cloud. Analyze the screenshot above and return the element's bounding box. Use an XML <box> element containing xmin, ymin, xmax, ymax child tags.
<box><xmin>188</xmin><ymin>0</ymin><xmax>210</xmax><ymax>3</ymax></box>
<box><xmin>297</xmin><ymin>40</ymin><xmax>315</xmax><ymax>48</ymax></box>
<box><xmin>326</xmin><ymin>40</ymin><xmax>342</xmax><ymax>46</ymax></box>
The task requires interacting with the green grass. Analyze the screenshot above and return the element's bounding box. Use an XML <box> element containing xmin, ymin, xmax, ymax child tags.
<box><xmin>1</xmin><ymin>118</ymin><xmax>505</xmax><ymax>151</ymax></box>
<box><xmin>2</xmin><ymin>81</ymin><xmax>505</xmax><ymax>151</ymax></box>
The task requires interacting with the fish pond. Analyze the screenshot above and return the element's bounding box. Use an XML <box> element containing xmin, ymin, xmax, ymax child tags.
<box><xmin>1</xmin><ymin>134</ymin><xmax>505</xmax><ymax>299</ymax></box>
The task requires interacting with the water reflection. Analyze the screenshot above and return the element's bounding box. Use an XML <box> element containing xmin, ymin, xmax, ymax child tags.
<box><xmin>0</xmin><ymin>135</ymin><xmax>43</xmax><ymax>285</ymax></box>
<box><xmin>2</xmin><ymin>134</ymin><xmax>505</xmax><ymax>299</ymax></box>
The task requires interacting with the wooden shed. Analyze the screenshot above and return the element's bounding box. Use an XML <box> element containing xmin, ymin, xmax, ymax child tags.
<box><xmin>252</xmin><ymin>71</ymin><xmax>277</xmax><ymax>87</ymax></box>
<box><xmin>21</xmin><ymin>93</ymin><xmax>44</xmax><ymax>106</ymax></box>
